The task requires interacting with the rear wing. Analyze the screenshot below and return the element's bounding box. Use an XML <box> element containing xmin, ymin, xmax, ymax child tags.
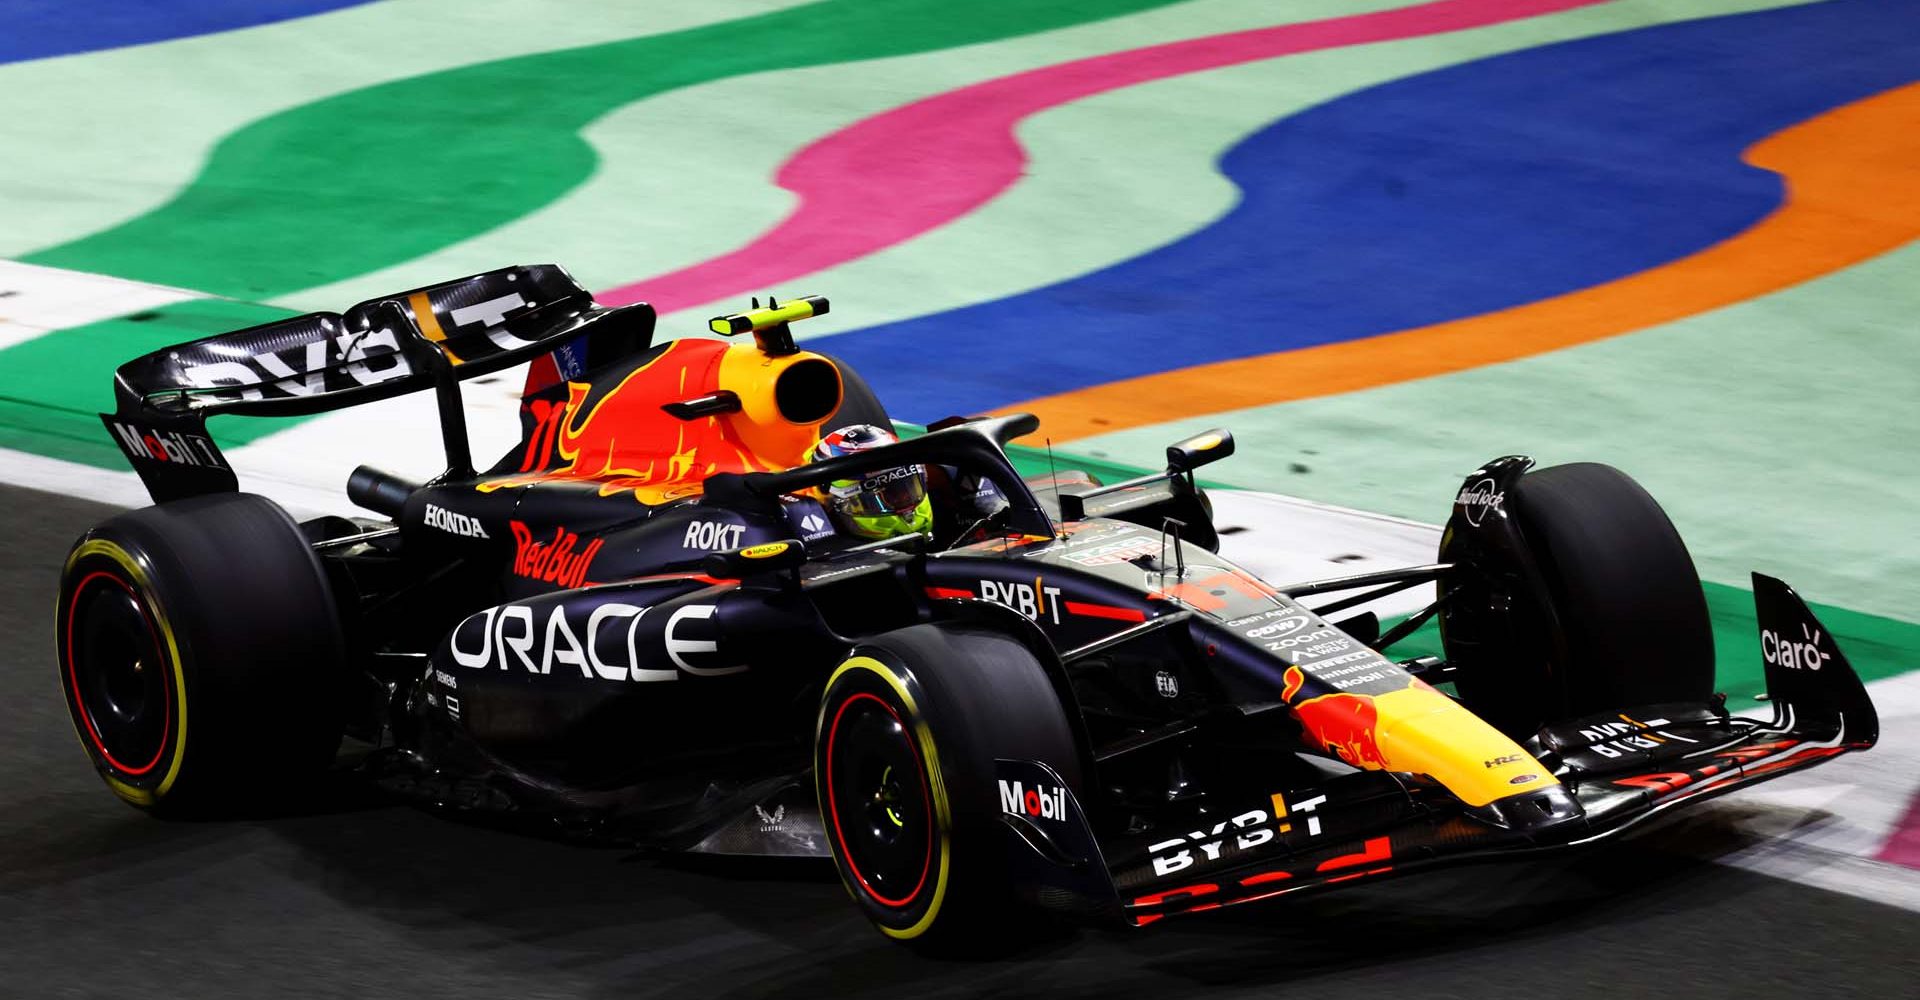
<box><xmin>102</xmin><ymin>264</ymin><xmax>654</xmax><ymax>503</ymax></box>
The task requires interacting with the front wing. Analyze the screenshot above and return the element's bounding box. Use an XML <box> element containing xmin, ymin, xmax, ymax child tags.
<box><xmin>1002</xmin><ymin>574</ymin><xmax>1881</xmax><ymax>926</ymax></box>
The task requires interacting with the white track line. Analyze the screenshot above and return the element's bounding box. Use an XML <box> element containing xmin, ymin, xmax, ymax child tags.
<box><xmin>0</xmin><ymin>260</ymin><xmax>199</xmax><ymax>351</ymax></box>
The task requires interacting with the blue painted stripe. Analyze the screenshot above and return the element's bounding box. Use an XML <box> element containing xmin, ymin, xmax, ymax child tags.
<box><xmin>0</xmin><ymin>0</ymin><xmax>377</xmax><ymax>66</ymax></box>
<box><xmin>809</xmin><ymin>0</ymin><xmax>1920</xmax><ymax>422</ymax></box>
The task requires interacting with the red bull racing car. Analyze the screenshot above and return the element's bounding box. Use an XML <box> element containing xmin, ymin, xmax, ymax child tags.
<box><xmin>57</xmin><ymin>264</ymin><xmax>1879</xmax><ymax>950</ymax></box>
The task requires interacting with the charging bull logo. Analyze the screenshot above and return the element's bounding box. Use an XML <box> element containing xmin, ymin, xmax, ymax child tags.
<box><xmin>1283</xmin><ymin>665</ymin><xmax>1389</xmax><ymax>769</ymax></box>
<box><xmin>480</xmin><ymin>340</ymin><xmax>782</xmax><ymax>504</ymax></box>
<box><xmin>1294</xmin><ymin>691</ymin><xmax>1390</xmax><ymax>770</ymax></box>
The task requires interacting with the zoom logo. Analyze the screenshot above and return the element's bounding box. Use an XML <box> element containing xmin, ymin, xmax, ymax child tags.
<box><xmin>1264</xmin><ymin>627</ymin><xmax>1339</xmax><ymax>652</ymax></box>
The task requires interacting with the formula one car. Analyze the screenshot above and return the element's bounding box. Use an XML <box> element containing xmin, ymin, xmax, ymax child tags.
<box><xmin>58</xmin><ymin>264</ymin><xmax>1878</xmax><ymax>949</ymax></box>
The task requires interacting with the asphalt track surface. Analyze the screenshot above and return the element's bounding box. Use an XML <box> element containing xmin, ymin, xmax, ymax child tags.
<box><xmin>3</xmin><ymin>482</ymin><xmax>1916</xmax><ymax>999</ymax></box>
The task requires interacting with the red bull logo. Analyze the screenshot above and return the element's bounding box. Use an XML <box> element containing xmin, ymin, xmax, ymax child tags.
<box><xmin>1293</xmin><ymin>692</ymin><xmax>1389</xmax><ymax>770</ymax></box>
<box><xmin>510</xmin><ymin>521</ymin><xmax>602</xmax><ymax>589</ymax></box>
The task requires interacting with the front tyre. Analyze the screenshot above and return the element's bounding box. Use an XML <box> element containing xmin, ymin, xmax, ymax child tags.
<box><xmin>56</xmin><ymin>493</ymin><xmax>347</xmax><ymax>816</ymax></box>
<box><xmin>1444</xmin><ymin>463</ymin><xmax>1713</xmax><ymax>735</ymax></box>
<box><xmin>815</xmin><ymin>624</ymin><xmax>1081</xmax><ymax>952</ymax></box>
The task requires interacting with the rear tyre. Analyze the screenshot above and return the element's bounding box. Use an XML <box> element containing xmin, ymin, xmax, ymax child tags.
<box><xmin>56</xmin><ymin>493</ymin><xmax>347</xmax><ymax>816</ymax></box>
<box><xmin>1444</xmin><ymin>463</ymin><xmax>1713</xmax><ymax>735</ymax></box>
<box><xmin>815</xmin><ymin>624</ymin><xmax>1081</xmax><ymax>953</ymax></box>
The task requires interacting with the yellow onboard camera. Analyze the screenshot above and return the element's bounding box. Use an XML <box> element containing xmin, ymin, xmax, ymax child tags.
<box><xmin>709</xmin><ymin>295</ymin><xmax>829</xmax><ymax>356</ymax></box>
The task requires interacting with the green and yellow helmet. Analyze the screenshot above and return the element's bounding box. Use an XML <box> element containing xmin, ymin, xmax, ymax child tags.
<box><xmin>810</xmin><ymin>424</ymin><xmax>934</xmax><ymax>541</ymax></box>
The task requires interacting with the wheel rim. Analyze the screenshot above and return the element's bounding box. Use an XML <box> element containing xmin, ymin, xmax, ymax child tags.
<box><xmin>66</xmin><ymin>571</ymin><xmax>171</xmax><ymax>776</ymax></box>
<box><xmin>824</xmin><ymin>692</ymin><xmax>933</xmax><ymax>909</ymax></box>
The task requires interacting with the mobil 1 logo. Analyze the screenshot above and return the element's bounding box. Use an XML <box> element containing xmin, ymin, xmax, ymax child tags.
<box><xmin>991</xmin><ymin>758</ymin><xmax>1093</xmax><ymax>861</ymax></box>
<box><xmin>102</xmin><ymin>417</ymin><xmax>228</xmax><ymax>469</ymax></box>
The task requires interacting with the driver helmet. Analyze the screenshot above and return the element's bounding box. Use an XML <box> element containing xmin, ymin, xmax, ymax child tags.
<box><xmin>810</xmin><ymin>424</ymin><xmax>934</xmax><ymax>541</ymax></box>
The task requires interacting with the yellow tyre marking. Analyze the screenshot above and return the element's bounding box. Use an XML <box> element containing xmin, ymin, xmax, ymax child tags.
<box><xmin>821</xmin><ymin>654</ymin><xmax>953</xmax><ymax>941</ymax></box>
<box><xmin>64</xmin><ymin>538</ymin><xmax>190</xmax><ymax>806</ymax></box>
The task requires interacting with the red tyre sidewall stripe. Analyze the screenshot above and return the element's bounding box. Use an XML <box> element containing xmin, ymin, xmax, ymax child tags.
<box><xmin>825</xmin><ymin>690</ymin><xmax>933</xmax><ymax>909</ymax></box>
<box><xmin>65</xmin><ymin>570</ymin><xmax>171</xmax><ymax>777</ymax></box>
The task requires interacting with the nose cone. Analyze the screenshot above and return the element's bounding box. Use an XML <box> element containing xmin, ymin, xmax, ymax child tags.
<box><xmin>1467</xmin><ymin>784</ymin><xmax>1587</xmax><ymax>836</ymax></box>
<box><xmin>1289</xmin><ymin>670</ymin><xmax>1567</xmax><ymax>810</ymax></box>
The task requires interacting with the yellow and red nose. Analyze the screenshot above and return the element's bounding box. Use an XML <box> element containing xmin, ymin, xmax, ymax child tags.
<box><xmin>1291</xmin><ymin>674</ymin><xmax>1557</xmax><ymax>808</ymax></box>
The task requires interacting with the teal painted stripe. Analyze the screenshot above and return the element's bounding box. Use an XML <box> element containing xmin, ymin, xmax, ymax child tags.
<box><xmin>22</xmin><ymin>0</ymin><xmax>1189</xmax><ymax>298</ymax></box>
<box><xmin>1706</xmin><ymin>580</ymin><xmax>1916</xmax><ymax>706</ymax></box>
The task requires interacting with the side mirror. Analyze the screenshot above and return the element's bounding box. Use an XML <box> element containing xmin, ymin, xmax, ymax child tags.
<box><xmin>1166</xmin><ymin>428</ymin><xmax>1234</xmax><ymax>474</ymax></box>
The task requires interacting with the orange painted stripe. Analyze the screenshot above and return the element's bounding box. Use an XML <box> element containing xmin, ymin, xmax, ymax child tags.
<box><xmin>1010</xmin><ymin>81</ymin><xmax>1920</xmax><ymax>443</ymax></box>
<box><xmin>406</xmin><ymin>291</ymin><xmax>465</xmax><ymax>364</ymax></box>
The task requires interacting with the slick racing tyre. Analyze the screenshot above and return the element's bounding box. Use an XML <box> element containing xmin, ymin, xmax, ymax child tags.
<box><xmin>56</xmin><ymin>493</ymin><xmax>347</xmax><ymax>816</ymax></box>
<box><xmin>1444</xmin><ymin>463</ymin><xmax>1714</xmax><ymax>736</ymax></box>
<box><xmin>815</xmin><ymin>624</ymin><xmax>1081</xmax><ymax>953</ymax></box>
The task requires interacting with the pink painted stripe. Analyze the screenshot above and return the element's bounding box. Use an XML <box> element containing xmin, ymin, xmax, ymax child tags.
<box><xmin>598</xmin><ymin>0</ymin><xmax>1606</xmax><ymax>312</ymax></box>
<box><xmin>1876</xmin><ymin>786</ymin><xmax>1920</xmax><ymax>870</ymax></box>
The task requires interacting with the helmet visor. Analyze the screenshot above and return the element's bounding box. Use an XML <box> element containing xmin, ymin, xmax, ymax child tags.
<box><xmin>829</xmin><ymin>466</ymin><xmax>927</xmax><ymax>518</ymax></box>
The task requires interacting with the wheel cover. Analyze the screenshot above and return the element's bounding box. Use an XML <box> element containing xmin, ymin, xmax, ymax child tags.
<box><xmin>65</xmin><ymin>571</ymin><xmax>171</xmax><ymax>776</ymax></box>
<box><xmin>824</xmin><ymin>692</ymin><xmax>933</xmax><ymax>908</ymax></box>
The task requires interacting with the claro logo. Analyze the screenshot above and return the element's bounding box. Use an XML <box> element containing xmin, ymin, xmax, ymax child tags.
<box><xmin>1762</xmin><ymin>622</ymin><xmax>1831</xmax><ymax>671</ymax></box>
<box><xmin>449</xmin><ymin>602</ymin><xmax>745</xmax><ymax>681</ymax></box>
